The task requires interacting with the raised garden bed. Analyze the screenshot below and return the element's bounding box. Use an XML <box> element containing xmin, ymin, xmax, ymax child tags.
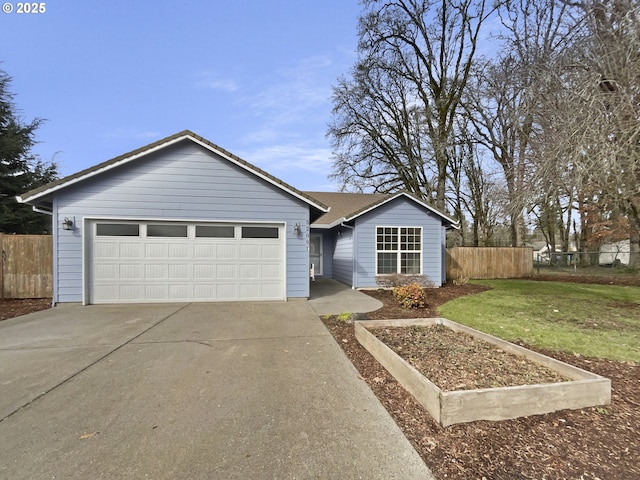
<box><xmin>355</xmin><ymin>318</ymin><xmax>611</xmax><ymax>427</ymax></box>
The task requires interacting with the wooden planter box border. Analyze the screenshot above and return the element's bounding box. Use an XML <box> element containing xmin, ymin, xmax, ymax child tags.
<box><xmin>355</xmin><ymin>318</ymin><xmax>611</xmax><ymax>427</ymax></box>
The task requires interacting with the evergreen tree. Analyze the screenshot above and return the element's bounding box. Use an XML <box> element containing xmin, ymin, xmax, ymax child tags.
<box><xmin>0</xmin><ymin>68</ymin><xmax>58</xmax><ymax>234</ymax></box>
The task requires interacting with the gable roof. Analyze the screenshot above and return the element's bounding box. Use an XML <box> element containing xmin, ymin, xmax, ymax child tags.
<box><xmin>17</xmin><ymin>130</ymin><xmax>329</xmax><ymax>214</ymax></box>
<box><xmin>306</xmin><ymin>191</ymin><xmax>459</xmax><ymax>229</ymax></box>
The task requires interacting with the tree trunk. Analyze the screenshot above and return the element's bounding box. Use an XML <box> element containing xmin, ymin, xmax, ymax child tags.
<box><xmin>628</xmin><ymin>210</ymin><xmax>640</xmax><ymax>269</ymax></box>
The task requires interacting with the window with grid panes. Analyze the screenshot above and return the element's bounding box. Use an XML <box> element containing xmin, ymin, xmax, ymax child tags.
<box><xmin>376</xmin><ymin>227</ymin><xmax>422</xmax><ymax>275</ymax></box>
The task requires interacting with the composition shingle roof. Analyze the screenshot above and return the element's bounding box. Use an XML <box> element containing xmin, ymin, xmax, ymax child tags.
<box><xmin>304</xmin><ymin>191</ymin><xmax>390</xmax><ymax>226</ymax></box>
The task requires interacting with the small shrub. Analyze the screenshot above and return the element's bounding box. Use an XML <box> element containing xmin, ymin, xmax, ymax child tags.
<box><xmin>393</xmin><ymin>282</ymin><xmax>427</xmax><ymax>309</ymax></box>
<box><xmin>453</xmin><ymin>275</ymin><xmax>469</xmax><ymax>286</ymax></box>
<box><xmin>335</xmin><ymin>312</ymin><xmax>354</xmax><ymax>323</ymax></box>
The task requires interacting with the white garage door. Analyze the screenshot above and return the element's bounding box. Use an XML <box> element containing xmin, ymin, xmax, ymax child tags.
<box><xmin>89</xmin><ymin>221</ymin><xmax>285</xmax><ymax>303</ymax></box>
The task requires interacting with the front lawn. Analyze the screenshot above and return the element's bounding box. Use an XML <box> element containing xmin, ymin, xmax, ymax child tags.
<box><xmin>438</xmin><ymin>279</ymin><xmax>640</xmax><ymax>363</ymax></box>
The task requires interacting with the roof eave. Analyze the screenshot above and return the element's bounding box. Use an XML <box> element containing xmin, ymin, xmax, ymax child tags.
<box><xmin>18</xmin><ymin>132</ymin><xmax>193</xmax><ymax>205</ymax></box>
<box><xmin>446</xmin><ymin>222</ymin><xmax>461</xmax><ymax>231</ymax></box>
<box><xmin>342</xmin><ymin>192</ymin><xmax>458</xmax><ymax>225</ymax></box>
<box><xmin>310</xmin><ymin>216</ymin><xmax>349</xmax><ymax>229</ymax></box>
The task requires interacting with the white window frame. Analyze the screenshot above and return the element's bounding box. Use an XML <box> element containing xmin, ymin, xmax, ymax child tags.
<box><xmin>375</xmin><ymin>226</ymin><xmax>423</xmax><ymax>275</ymax></box>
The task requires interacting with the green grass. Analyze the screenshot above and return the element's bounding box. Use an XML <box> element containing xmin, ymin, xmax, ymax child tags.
<box><xmin>438</xmin><ymin>280</ymin><xmax>640</xmax><ymax>363</ymax></box>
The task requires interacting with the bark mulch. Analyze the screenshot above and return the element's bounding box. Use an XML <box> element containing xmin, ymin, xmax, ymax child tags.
<box><xmin>322</xmin><ymin>281</ymin><xmax>639</xmax><ymax>480</ymax></box>
<box><xmin>0</xmin><ymin>298</ymin><xmax>51</xmax><ymax>321</ymax></box>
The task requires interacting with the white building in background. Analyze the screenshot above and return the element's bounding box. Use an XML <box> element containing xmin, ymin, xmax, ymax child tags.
<box><xmin>599</xmin><ymin>240</ymin><xmax>630</xmax><ymax>266</ymax></box>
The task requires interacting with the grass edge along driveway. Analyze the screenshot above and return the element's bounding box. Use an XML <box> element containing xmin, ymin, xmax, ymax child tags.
<box><xmin>438</xmin><ymin>279</ymin><xmax>640</xmax><ymax>363</ymax></box>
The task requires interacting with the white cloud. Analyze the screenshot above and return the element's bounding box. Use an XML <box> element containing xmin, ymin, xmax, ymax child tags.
<box><xmin>237</xmin><ymin>142</ymin><xmax>335</xmax><ymax>190</ymax></box>
<box><xmin>193</xmin><ymin>73</ymin><xmax>239</xmax><ymax>92</ymax></box>
<box><xmin>244</xmin><ymin>143</ymin><xmax>332</xmax><ymax>171</ymax></box>
<box><xmin>241</xmin><ymin>55</ymin><xmax>334</xmax><ymax>127</ymax></box>
<box><xmin>195</xmin><ymin>51</ymin><xmax>354</xmax><ymax>190</ymax></box>
<box><xmin>229</xmin><ymin>53</ymin><xmax>352</xmax><ymax>189</ymax></box>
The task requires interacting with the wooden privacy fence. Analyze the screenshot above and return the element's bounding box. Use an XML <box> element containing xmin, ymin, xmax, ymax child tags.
<box><xmin>0</xmin><ymin>234</ymin><xmax>53</xmax><ymax>299</ymax></box>
<box><xmin>447</xmin><ymin>247</ymin><xmax>533</xmax><ymax>280</ymax></box>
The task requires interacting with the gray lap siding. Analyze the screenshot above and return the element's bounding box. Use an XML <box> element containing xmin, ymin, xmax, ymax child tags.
<box><xmin>332</xmin><ymin>227</ymin><xmax>354</xmax><ymax>285</ymax></box>
<box><xmin>54</xmin><ymin>142</ymin><xmax>310</xmax><ymax>303</ymax></box>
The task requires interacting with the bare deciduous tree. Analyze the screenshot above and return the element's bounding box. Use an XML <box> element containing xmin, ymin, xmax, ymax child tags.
<box><xmin>535</xmin><ymin>0</ymin><xmax>640</xmax><ymax>266</ymax></box>
<box><xmin>328</xmin><ymin>0</ymin><xmax>493</xmax><ymax>211</ymax></box>
<box><xmin>465</xmin><ymin>0</ymin><xmax>580</xmax><ymax>246</ymax></box>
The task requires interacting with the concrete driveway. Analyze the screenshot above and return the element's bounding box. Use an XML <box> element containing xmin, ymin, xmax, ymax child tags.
<box><xmin>0</xmin><ymin>301</ymin><xmax>433</xmax><ymax>479</ymax></box>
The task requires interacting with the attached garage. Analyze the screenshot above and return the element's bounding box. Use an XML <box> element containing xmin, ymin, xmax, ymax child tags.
<box><xmin>16</xmin><ymin>131</ymin><xmax>329</xmax><ymax>305</ymax></box>
<box><xmin>88</xmin><ymin>220</ymin><xmax>285</xmax><ymax>303</ymax></box>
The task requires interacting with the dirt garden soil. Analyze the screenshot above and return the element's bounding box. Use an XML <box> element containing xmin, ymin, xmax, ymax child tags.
<box><xmin>324</xmin><ymin>278</ymin><xmax>640</xmax><ymax>480</ymax></box>
<box><xmin>370</xmin><ymin>324</ymin><xmax>569</xmax><ymax>391</ymax></box>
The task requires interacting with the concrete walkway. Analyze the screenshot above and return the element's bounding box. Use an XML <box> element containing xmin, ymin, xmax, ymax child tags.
<box><xmin>0</xmin><ymin>301</ymin><xmax>434</xmax><ymax>479</ymax></box>
<box><xmin>309</xmin><ymin>278</ymin><xmax>383</xmax><ymax>316</ymax></box>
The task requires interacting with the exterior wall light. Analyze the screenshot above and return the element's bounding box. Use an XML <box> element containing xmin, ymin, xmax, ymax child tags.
<box><xmin>293</xmin><ymin>222</ymin><xmax>300</xmax><ymax>235</ymax></box>
<box><xmin>62</xmin><ymin>217</ymin><xmax>74</xmax><ymax>231</ymax></box>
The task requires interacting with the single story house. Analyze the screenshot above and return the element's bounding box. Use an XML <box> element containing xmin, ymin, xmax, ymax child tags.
<box><xmin>18</xmin><ymin>131</ymin><xmax>458</xmax><ymax>305</ymax></box>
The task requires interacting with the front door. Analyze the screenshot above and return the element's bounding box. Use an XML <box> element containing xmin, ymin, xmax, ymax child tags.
<box><xmin>309</xmin><ymin>234</ymin><xmax>323</xmax><ymax>276</ymax></box>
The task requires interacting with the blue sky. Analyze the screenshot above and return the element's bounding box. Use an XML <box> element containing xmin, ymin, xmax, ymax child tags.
<box><xmin>2</xmin><ymin>0</ymin><xmax>361</xmax><ymax>191</ymax></box>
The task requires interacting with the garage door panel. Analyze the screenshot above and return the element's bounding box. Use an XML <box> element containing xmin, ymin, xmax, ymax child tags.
<box><xmin>237</xmin><ymin>282</ymin><xmax>282</xmax><ymax>300</ymax></box>
<box><xmin>145</xmin><ymin>264</ymin><xmax>168</xmax><ymax>280</ymax></box>
<box><xmin>120</xmin><ymin>284</ymin><xmax>143</xmax><ymax>301</ymax></box>
<box><xmin>261</xmin><ymin>283</ymin><xmax>283</xmax><ymax>299</ymax></box>
<box><xmin>145</xmin><ymin>284</ymin><xmax>168</xmax><ymax>300</ymax></box>
<box><xmin>261</xmin><ymin>244</ymin><xmax>281</xmax><ymax>259</ymax></box>
<box><xmin>194</xmin><ymin>264</ymin><xmax>215</xmax><ymax>279</ymax></box>
<box><xmin>145</xmin><ymin>243</ymin><xmax>168</xmax><ymax>258</ymax></box>
<box><xmin>194</xmin><ymin>284</ymin><xmax>214</xmax><ymax>299</ymax></box>
<box><xmin>119</xmin><ymin>264</ymin><xmax>142</xmax><ymax>280</ymax></box>
<box><xmin>90</xmin><ymin>222</ymin><xmax>284</xmax><ymax>303</ymax></box>
<box><xmin>94</xmin><ymin>264</ymin><xmax>118</xmax><ymax>281</ymax></box>
<box><xmin>168</xmin><ymin>284</ymin><xmax>190</xmax><ymax>299</ymax></box>
<box><xmin>239</xmin><ymin>264</ymin><xmax>260</xmax><ymax>279</ymax></box>
<box><xmin>169</xmin><ymin>244</ymin><xmax>191</xmax><ymax>258</ymax></box>
<box><xmin>240</xmin><ymin>244</ymin><xmax>260</xmax><ymax>260</ymax></box>
<box><xmin>168</xmin><ymin>264</ymin><xmax>190</xmax><ymax>279</ymax></box>
<box><xmin>239</xmin><ymin>283</ymin><xmax>261</xmax><ymax>299</ymax></box>
<box><xmin>261</xmin><ymin>264</ymin><xmax>282</xmax><ymax>279</ymax></box>
<box><xmin>119</xmin><ymin>243</ymin><xmax>143</xmax><ymax>258</ymax></box>
<box><xmin>215</xmin><ymin>284</ymin><xmax>238</xmax><ymax>301</ymax></box>
<box><xmin>94</xmin><ymin>242</ymin><xmax>118</xmax><ymax>258</ymax></box>
<box><xmin>194</xmin><ymin>244</ymin><xmax>215</xmax><ymax>259</ymax></box>
<box><xmin>216</xmin><ymin>264</ymin><xmax>237</xmax><ymax>279</ymax></box>
<box><xmin>216</xmin><ymin>244</ymin><xmax>237</xmax><ymax>260</ymax></box>
<box><xmin>93</xmin><ymin>284</ymin><xmax>118</xmax><ymax>302</ymax></box>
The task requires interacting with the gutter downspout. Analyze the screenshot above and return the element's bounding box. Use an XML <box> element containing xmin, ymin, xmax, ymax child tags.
<box><xmin>340</xmin><ymin>223</ymin><xmax>356</xmax><ymax>289</ymax></box>
<box><xmin>32</xmin><ymin>206</ymin><xmax>53</xmax><ymax>216</ymax></box>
